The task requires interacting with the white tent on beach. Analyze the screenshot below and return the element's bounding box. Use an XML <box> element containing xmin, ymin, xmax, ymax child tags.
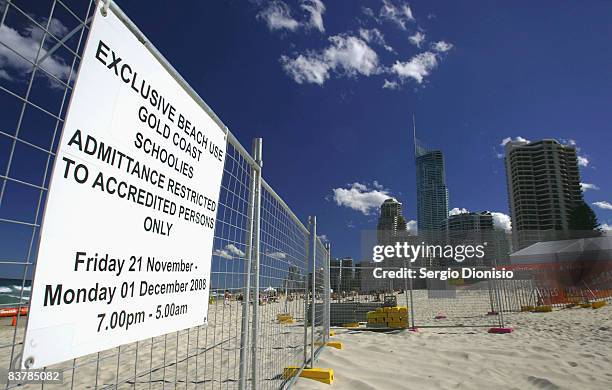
<box><xmin>510</xmin><ymin>236</ymin><xmax>612</xmax><ymax>265</ymax></box>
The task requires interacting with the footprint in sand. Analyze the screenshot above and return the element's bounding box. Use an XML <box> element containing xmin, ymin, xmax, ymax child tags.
<box><xmin>567</xmin><ymin>361</ymin><xmax>578</xmax><ymax>367</ymax></box>
<box><xmin>527</xmin><ymin>375</ymin><xmax>561</xmax><ymax>390</ymax></box>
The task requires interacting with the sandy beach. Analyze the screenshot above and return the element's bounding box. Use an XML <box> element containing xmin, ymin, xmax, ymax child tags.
<box><xmin>294</xmin><ymin>303</ymin><xmax>612</xmax><ymax>390</ymax></box>
<box><xmin>0</xmin><ymin>293</ymin><xmax>609</xmax><ymax>389</ymax></box>
<box><xmin>0</xmin><ymin>296</ymin><xmax>319</xmax><ymax>389</ymax></box>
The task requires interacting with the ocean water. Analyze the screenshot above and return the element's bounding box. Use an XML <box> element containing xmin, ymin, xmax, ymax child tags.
<box><xmin>0</xmin><ymin>278</ymin><xmax>31</xmax><ymax>306</ymax></box>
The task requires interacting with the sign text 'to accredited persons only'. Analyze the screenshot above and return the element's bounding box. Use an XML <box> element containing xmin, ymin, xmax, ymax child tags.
<box><xmin>22</xmin><ymin>3</ymin><xmax>226</xmax><ymax>369</ymax></box>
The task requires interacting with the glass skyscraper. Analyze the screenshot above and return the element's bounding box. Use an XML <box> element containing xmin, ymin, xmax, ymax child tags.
<box><xmin>414</xmin><ymin>136</ymin><xmax>449</xmax><ymax>238</ymax></box>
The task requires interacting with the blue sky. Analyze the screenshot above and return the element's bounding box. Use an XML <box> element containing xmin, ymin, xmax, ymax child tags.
<box><xmin>1</xmin><ymin>0</ymin><xmax>612</xmax><ymax>269</ymax></box>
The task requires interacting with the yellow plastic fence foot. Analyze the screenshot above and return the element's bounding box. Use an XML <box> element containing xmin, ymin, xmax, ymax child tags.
<box><xmin>592</xmin><ymin>301</ymin><xmax>607</xmax><ymax>309</ymax></box>
<box><xmin>325</xmin><ymin>341</ymin><xmax>343</xmax><ymax>349</ymax></box>
<box><xmin>283</xmin><ymin>367</ymin><xmax>334</xmax><ymax>385</ymax></box>
<box><xmin>534</xmin><ymin>305</ymin><xmax>552</xmax><ymax>312</ymax></box>
<box><xmin>315</xmin><ymin>341</ymin><xmax>344</xmax><ymax>349</ymax></box>
<box><xmin>341</xmin><ymin>322</ymin><xmax>359</xmax><ymax>328</ymax></box>
<box><xmin>329</xmin><ymin>330</ymin><xmax>335</xmax><ymax>337</ymax></box>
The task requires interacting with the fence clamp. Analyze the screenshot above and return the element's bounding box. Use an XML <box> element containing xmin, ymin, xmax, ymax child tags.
<box><xmin>101</xmin><ymin>0</ymin><xmax>111</xmax><ymax>17</ymax></box>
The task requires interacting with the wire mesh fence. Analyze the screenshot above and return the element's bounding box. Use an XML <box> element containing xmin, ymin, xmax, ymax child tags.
<box><xmin>495</xmin><ymin>264</ymin><xmax>612</xmax><ymax>312</ymax></box>
<box><xmin>329</xmin><ymin>263</ymin><xmax>505</xmax><ymax>329</ymax></box>
<box><xmin>0</xmin><ymin>0</ymin><xmax>331</xmax><ymax>389</ymax></box>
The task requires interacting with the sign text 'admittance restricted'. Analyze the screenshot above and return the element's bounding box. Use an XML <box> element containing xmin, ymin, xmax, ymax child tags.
<box><xmin>22</xmin><ymin>4</ymin><xmax>226</xmax><ymax>369</ymax></box>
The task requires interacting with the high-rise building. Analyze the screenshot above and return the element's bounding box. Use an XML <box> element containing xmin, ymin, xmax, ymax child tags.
<box><xmin>444</xmin><ymin>211</ymin><xmax>510</xmax><ymax>266</ymax></box>
<box><xmin>329</xmin><ymin>258</ymin><xmax>341</xmax><ymax>293</ymax></box>
<box><xmin>329</xmin><ymin>257</ymin><xmax>355</xmax><ymax>293</ymax></box>
<box><xmin>283</xmin><ymin>263</ymin><xmax>302</xmax><ymax>294</ymax></box>
<box><xmin>340</xmin><ymin>257</ymin><xmax>354</xmax><ymax>291</ymax></box>
<box><xmin>377</xmin><ymin>198</ymin><xmax>408</xmax><ymax>245</ymax></box>
<box><xmin>504</xmin><ymin>139</ymin><xmax>583</xmax><ymax>250</ymax></box>
<box><xmin>414</xmin><ymin>127</ymin><xmax>449</xmax><ymax>239</ymax></box>
<box><xmin>376</xmin><ymin>198</ymin><xmax>415</xmax><ymax>290</ymax></box>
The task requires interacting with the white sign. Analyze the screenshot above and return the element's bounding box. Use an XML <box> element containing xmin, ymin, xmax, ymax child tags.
<box><xmin>23</xmin><ymin>3</ymin><xmax>226</xmax><ymax>369</ymax></box>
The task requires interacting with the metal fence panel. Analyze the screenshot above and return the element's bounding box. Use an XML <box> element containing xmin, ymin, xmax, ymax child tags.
<box><xmin>330</xmin><ymin>263</ymin><xmax>504</xmax><ymax>329</ymax></box>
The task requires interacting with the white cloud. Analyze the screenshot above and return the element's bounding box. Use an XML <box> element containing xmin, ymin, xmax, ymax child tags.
<box><xmin>0</xmin><ymin>23</ymin><xmax>72</xmax><ymax>85</ymax></box>
<box><xmin>600</xmin><ymin>223</ymin><xmax>612</xmax><ymax>232</ymax></box>
<box><xmin>432</xmin><ymin>40</ymin><xmax>453</xmax><ymax>52</ymax></box>
<box><xmin>409</xmin><ymin>31</ymin><xmax>425</xmax><ymax>47</ymax></box>
<box><xmin>593</xmin><ymin>201</ymin><xmax>612</xmax><ymax>210</ymax></box>
<box><xmin>407</xmin><ymin>220</ymin><xmax>418</xmax><ymax>235</ymax></box>
<box><xmin>213</xmin><ymin>244</ymin><xmax>245</xmax><ymax>259</ymax></box>
<box><xmin>318</xmin><ymin>234</ymin><xmax>329</xmax><ymax>243</ymax></box>
<box><xmin>491</xmin><ymin>212</ymin><xmax>512</xmax><ymax>233</ymax></box>
<box><xmin>379</xmin><ymin>0</ymin><xmax>414</xmax><ymax>30</ymax></box>
<box><xmin>332</xmin><ymin>182</ymin><xmax>391</xmax><ymax>215</ymax></box>
<box><xmin>281</xmin><ymin>34</ymin><xmax>381</xmax><ymax>85</ymax></box>
<box><xmin>382</xmin><ymin>79</ymin><xmax>399</xmax><ymax>89</ymax></box>
<box><xmin>226</xmin><ymin>244</ymin><xmax>245</xmax><ymax>257</ymax></box>
<box><xmin>267</xmin><ymin>251</ymin><xmax>287</xmax><ymax>260</ymax></box>
<box><xmin>390</xmin><ymin>51</ymin><xmax>437</xmax><ymax>84</ymax></box>
<box><xmin>362</xmin><ymin>7</ymin><xmax>375</xmax><ymax>18</ymax></box>
<box><xmin>325</xmin><ymin>35</ymin><xmax>381</xmax><ymax>76</ymax></box>
<box><xmin>213</xmin><ymin>249</ymin><xmax>233</xmax><ymax>259</ymax></box>
<box><xmin>26</xmin><ymin>17</ymin><xmax>68</xmax><ymax>42</ymax></box>
<box><xmin>359</xmin><ymin>28</ymin><xmax>393</xmax><ymax>52</ymax></box>
<box><xmin>560</xmin><ymin>139</ymin><xmax>589</xmax><ymax>168</ymax></box>
<box><xmin>0</xmin><ymin>69</ymin><xmax>12</xmax><ymax>81</ymax></box>
<box><xmin>280</xmin><ymin>53</ymin><xmax>329</xmax><ymax>84</ymax></box>
<box><xmin>500</xmin><ymin>136</ymin><xmax>530</xmax><ymax>146</ymax></box>
<box><xmin>372</xmin><ymin>180</ymin><xmax>384</xmax><ymax>190</ymax></box>
<box><xmin>560</xmin><ymin>138</ymin><xmax>578</xmax><ymax>146</ymax></box>
<box><xmin>257</xmin><ymin>1</ymin><xmax>300</xmax><ymax>31</ymax></box>
<box><xmin>448</xmin><ymin>208</ymin><xmax>512</xmax><ymax>233</ymax></box>
<box><xmin>581</xmin><ymin>183</ymin><xmax>599</xmax><ymax>192</ymax></box>
<box><xmin>449</xmin><ymin>207</ymin><xmax>469</xmax><ymax>216</ymax></box>
<box><xmin>300</xmin><ymin>0</ymin><xmax>326</xmax><ymax>33</ymax></box>
<box><xmin>257</xmin><ymin>0</ymin><xmax>325</xmax><ymax>33</ymax></box>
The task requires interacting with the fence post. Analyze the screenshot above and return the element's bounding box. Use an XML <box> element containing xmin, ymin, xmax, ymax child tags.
<box><xmin>303</xmin><ymin>230</ymin><xmax>310</xmax><ymax>367</ymax></box>
<box><xmin>238</xmin><ymin>140</ymin><xmax>261</xmax><ymax>390</ymax></box>
<box><xmin>309</xmin><ymin>216</ymin><xmax>317</xmax><ymax>367</ymax></box>
<box><xmin>325</xmin><ymin>243</ymin><xmax>331</xmax><ymax>343</ymax></box>
<box><xmin>250</xmin><ymin>138</ymin><xmax>263</xmax><ymax>387</ymax></box>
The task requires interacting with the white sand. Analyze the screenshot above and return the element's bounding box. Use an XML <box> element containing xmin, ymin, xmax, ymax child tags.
<box><xmin>0</xmin><ymin>296</ymin><xmax>316</xmax><ymax>389</ymax></box>
<box><xmin>294</xmin><ymin>303</ymin><xmax>612</xmax><ymax>390</ymax></box>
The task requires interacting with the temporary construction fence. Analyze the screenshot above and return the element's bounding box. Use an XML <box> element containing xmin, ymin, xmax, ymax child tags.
<box><xmin>493</xmin><ymin>266</ymin><xmax>612</xmax><ymax>312</ymax></box>
<box><xmin>494</xmin><ymin>236</ymin><xmax>612</xmax><ymax>312</ymax></box>
<box><xmin>329</xmin><ymin>263</ymin><xmax>507</xmax><ymax>329</ymax></box>
<box><xmin>0</xmin><ymin>0</ymin><xmax>331</xmax><ymax>388</ymax></box>
<box><xmin>330</xmin><ymin>244</ymin><xmax>612</xmax><ymax>329</ymax></box>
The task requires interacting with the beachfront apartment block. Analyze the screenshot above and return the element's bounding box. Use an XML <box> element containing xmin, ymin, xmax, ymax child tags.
<box><xmin>504</xmin><ymin>139</ymin><xmax>583</xmax><ymax>250</ymax></box>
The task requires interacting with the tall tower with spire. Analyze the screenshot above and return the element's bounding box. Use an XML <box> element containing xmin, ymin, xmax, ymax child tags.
<box><xmin>413</xmin><ymin>116</ymin><xmax>449</xmax><ymax>240</ymax></box>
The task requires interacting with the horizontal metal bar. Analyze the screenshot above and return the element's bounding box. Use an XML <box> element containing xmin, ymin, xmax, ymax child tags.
<box><xmin>0</xmin><ymin>84</ymin><xmax>65</xmax><ymax>122</ymax></box>
<box><xmin>261</xmin><ymin>180</ymin><xmax>309</xmax><ymax>235</ymax></box>
<box><xmin>0</xmin><ymin>217</ymin><xmax>39</xmax><ymax>227</ymax></box>
<box><xmin>0</xmin><ymin>128</ymin><xmax>57</xmax><ymax>157</ymax></box>
<box><xmin>0</xmin><ymin>175</ymin><xmax>49</xmax><ymax>191</ymax></box>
